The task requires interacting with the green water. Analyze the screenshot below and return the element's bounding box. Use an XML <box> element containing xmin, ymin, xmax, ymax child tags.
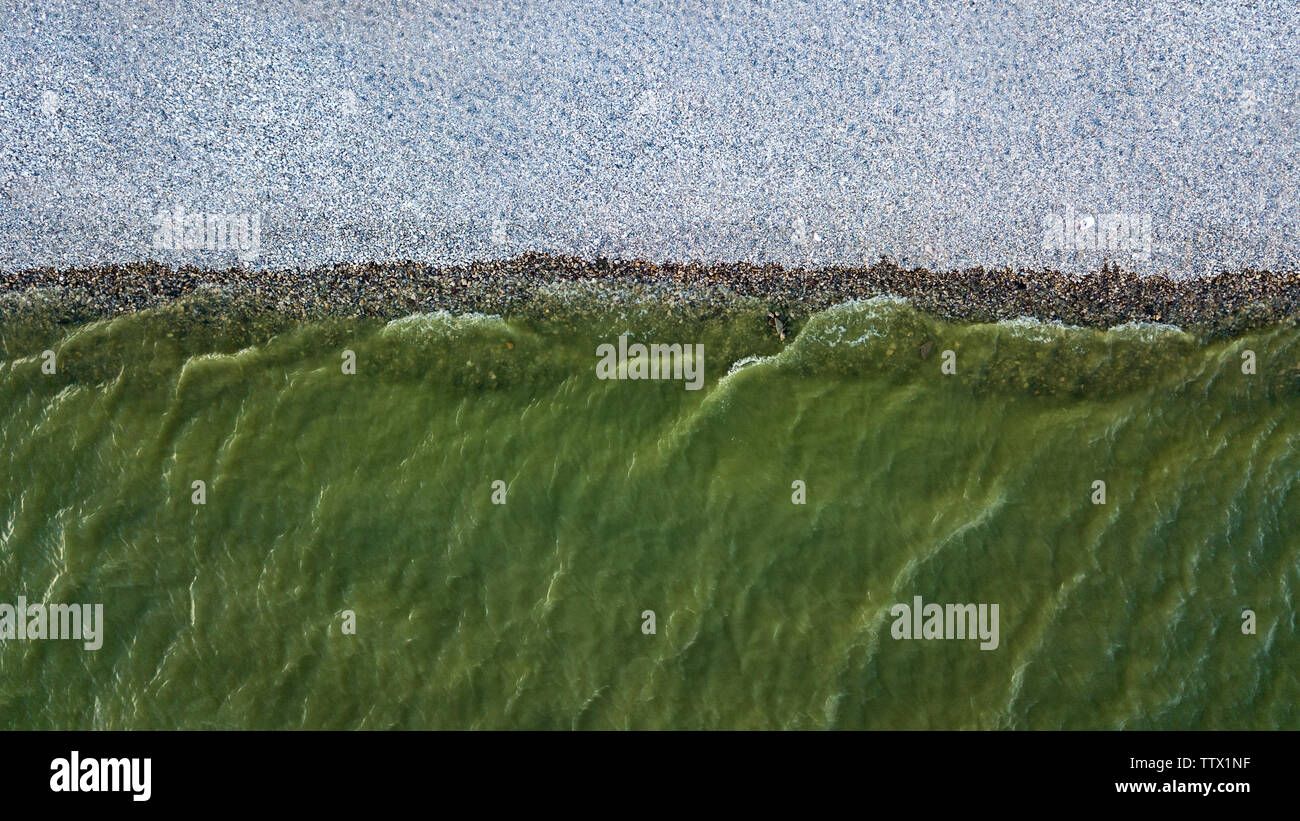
<box><xmin>1</xmin><ymin>289</ymin><xmax>1297</xmax><ymax>729</ymax></box>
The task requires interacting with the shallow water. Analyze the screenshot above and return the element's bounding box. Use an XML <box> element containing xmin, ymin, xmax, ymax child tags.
<box><xmin>0</xmin><ymin>294</ymin><xmax>1296</xmax><ymax>728</ymax></box>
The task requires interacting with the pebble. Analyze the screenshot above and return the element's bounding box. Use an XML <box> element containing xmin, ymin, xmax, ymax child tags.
<box><xmin>1</xmin><ymin>253</ymin><xmax>1297</xmax><ymax>338</ymax></box>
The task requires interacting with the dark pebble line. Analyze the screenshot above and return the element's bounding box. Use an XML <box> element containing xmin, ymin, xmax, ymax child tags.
<box><xmin>2</xmin><ymin>253</ymin><xmax>1298</xmax><ymax>338</ymax></box>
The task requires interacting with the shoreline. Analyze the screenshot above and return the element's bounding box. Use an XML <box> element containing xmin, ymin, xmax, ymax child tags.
<box><xmin>3</xmin><ymin>253</ymin><xmax>1299</xmax><ymax>338</ymax></box>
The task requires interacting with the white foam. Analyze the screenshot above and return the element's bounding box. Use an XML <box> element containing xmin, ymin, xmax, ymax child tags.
<box><xmin>724</xmin><ymin>354</ymin><xmax>771</xmax><ymax>377</ymax></box>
